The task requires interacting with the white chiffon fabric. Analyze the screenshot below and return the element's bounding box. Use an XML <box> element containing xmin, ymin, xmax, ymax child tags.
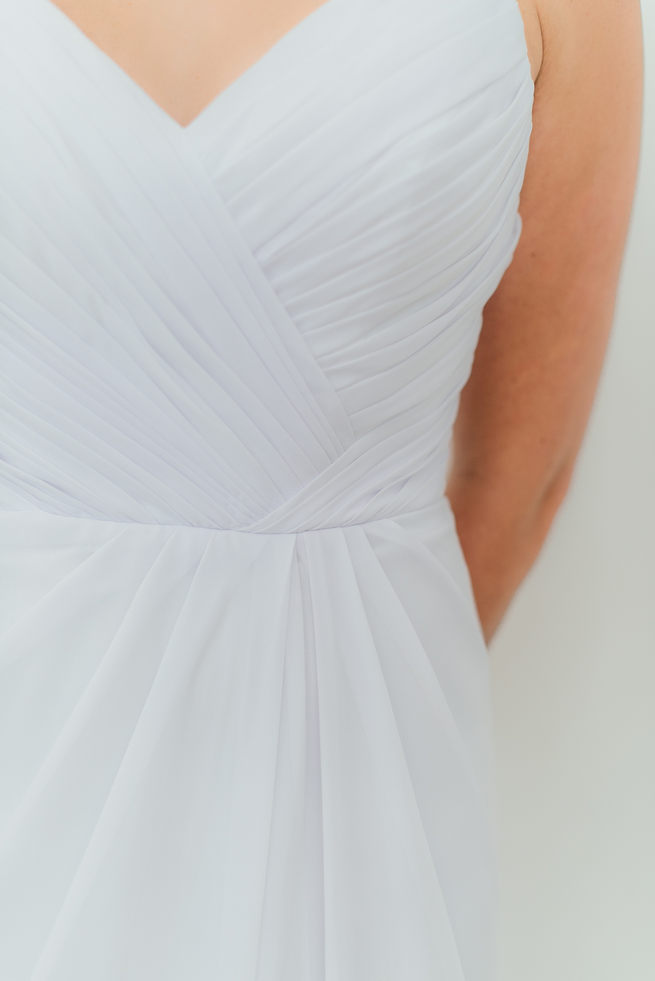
<box><xmin>0</xmin><ymin>0</ymin><xmax>534</xmax><ymax>977</ymax></box>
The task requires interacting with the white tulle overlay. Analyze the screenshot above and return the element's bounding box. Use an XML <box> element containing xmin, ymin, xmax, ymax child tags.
<box><xmin>0</xmin><ymin>0</ymin><xmax>534</xmax><ymax>977</ymax></box>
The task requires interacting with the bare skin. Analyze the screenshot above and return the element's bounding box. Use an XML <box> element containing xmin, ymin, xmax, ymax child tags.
<box><xmin>447</xmin><ymin>0</ymin><xmax>644</xmax><ymax>644</ymax></box>
<box><xmin>42</xmin><ymin>0</ymin><xmax>334</xmax><ymax>128</ymax></box>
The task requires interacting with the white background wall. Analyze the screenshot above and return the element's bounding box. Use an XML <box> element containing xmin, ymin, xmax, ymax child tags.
<box><xmin>492</xmin><ymin>4</ymin><xmax>655</xmax><ymax>978</ymax></box>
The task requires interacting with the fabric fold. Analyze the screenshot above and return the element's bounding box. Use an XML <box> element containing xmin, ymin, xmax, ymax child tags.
<box><xmin>0</xmin><ymin>0</ymin><xmax>532</xmax><ymax>976</ymax></box>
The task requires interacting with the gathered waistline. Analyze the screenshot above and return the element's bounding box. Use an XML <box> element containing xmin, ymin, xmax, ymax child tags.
<box><xmin>0</xmin><ymin>497</ymin><xmax>454</xmax><ymax>537</ymax></box>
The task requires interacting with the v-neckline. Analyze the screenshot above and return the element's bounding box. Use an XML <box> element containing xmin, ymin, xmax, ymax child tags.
<box><xmin>31</xmin><ymin>0</ymin><xmax>342</xmax><ymax>140</ymax></box>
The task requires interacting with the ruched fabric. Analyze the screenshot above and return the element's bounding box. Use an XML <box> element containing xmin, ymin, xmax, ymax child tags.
<box><xmin>0</xmin><ymin>0</ymin><xmax>534</xmax><ymax>977</ymax></box>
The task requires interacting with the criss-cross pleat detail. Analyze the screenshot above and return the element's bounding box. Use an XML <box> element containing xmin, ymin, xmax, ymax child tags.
<box><xmin>0</xmin><ymin>0</ymin><xmax>533</xmax><ymax>976</ymax></box>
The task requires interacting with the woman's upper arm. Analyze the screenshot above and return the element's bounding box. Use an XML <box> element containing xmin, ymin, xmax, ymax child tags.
<box><xmin>448</xmin><ymin>0</ymin><xmax>644</xmax><ymax>518</ymax></box>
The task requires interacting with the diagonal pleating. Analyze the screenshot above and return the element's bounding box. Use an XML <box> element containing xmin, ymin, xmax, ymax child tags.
<box><xmin>0</xmin><ymin>0</ymin><xmax>533</xmax><ymax>978</ymax></box>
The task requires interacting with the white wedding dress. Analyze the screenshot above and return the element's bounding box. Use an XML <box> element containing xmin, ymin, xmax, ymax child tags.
<box><xmin>0</xmin><ymin>0</ymin><xmax>534</xmax><ymax>977</ymax></box>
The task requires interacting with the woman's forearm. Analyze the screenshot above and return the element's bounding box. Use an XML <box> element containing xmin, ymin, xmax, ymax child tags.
<box><xmin>446</xmin><ymin>463</ymin><xmax>574</xmax><ymax>646</ymax></box>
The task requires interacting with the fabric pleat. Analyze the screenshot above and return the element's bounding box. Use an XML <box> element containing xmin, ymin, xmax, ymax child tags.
<box><xmin>0</xmin><ymin>0</ymin><xmax>534</xmax><ymax>976</ymax></box>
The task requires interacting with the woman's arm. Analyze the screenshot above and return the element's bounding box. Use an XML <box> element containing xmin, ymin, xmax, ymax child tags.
<box><xmin>446</xmin><ymin>0</ymin><xmax>644</xmax><ymax>646</ymax></box>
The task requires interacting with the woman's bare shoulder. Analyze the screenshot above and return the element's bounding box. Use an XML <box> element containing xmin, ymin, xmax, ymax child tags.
<box><xmin>517</xmin><ymin>0</ymin><xmax>644</xmax><ymax>87</ymax></box>
<box><xmin>527</xmin><ymin>0</ymin><xmax>644</xmax><ymax>82</ymax></box>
